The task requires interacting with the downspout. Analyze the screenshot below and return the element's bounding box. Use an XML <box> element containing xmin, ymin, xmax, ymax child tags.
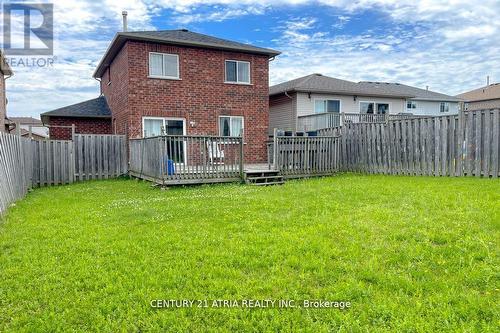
<box><xmin>95</xmin><ymin>77</ymin><xmax>102</xmax><ymax>95</ymax></box>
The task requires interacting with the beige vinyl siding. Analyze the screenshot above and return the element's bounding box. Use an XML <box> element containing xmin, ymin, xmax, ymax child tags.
<box><xmin>465</xmin><ymin>99</ymin><xmax>500</xmax><ymax>111</ymax></box>
<box><xmin>269</xmin><ymin>93</ymin><xmax>296</xmax><ymax>134</ymax></box>
<box><xmin>295</xmin><ymin>92</ymin><xmax>406</xmax><ymax>117</ymax></box>
<box><xmin>405</xmin><ymin>100</ymin><xmax>459</xmax><ymax>115</ymax></box>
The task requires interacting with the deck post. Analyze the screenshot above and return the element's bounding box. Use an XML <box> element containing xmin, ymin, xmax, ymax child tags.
<box><xmin>273</xmin><ymin>128</ymin><xmax>279</xmax><ymax>171</ymax></box>
<box><xmin>239</xmin><ymin>134</ymin><xmax>244</xmax><ymax>181</ymax></box>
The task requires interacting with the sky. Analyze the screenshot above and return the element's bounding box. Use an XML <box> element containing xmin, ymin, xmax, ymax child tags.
<box><xmin>1</xmin><ymin>0</ymin><xmax>499</xmax><ymax>118</ymax></box>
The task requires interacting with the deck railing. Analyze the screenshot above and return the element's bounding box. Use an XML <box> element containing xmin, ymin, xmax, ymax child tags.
<box><xmin>273</xmin><ymin>136</ymin><xmax>341</xmax><ymax>177</ymax></box>
<box><xmin>297</xmin><ymin>112</ymin><xmax>424</xmax><ymax>131</ymax></box>
<box><xmin>129</xmin><ymin>135</ymin><xmax>244</xmax><ymax>185</ymax></box>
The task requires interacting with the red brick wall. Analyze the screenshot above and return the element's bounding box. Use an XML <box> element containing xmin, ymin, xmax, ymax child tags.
<box><xmin>48</xmin><ymin>116</ymin><xmax>112</xmax><ymax>140</ymax></box>
<box><xmin>101</xmin><ymin>44</ymin><xmax>129</xmax><ymax>136</ymax></box>
<box><xmin>102</xmin><ymin>41</ymin><xmax>270</xmax><ymax>163</ymax></box>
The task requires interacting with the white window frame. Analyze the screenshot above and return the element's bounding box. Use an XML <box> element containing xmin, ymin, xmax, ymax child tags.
<box><xmin>148</xmin><ymin>52</ymin><xmax>180</xmax><ymax>80</ymax></box>
<box><xmin>359</xmin><ymin>101</ymin><xmax>390</xmax><ymax>114</ymax></box>
<box><xmin>407</xmin><ymin>100</ymin><xmax>417</xmax><ymax>110</ymax></box>
<box><xmin>219</xmin><ymin>116</ymin><xmax>244</xmax><ymax>137</ymax></box>
<box><xmin>142</xmin><ymin>116</ymin><xmax>186</xmax><ymax>138</ymax></box>
<box><xmin>142</xmin><ymin>117</ymin><xmax>187</xmax><ymax>164</ymax></box>
<box><xmin>313</xmin><ymin>98</ymin><xmax>342</xmax><ymax>114</ymax></box>
<box><xmin>224</xmin><ymin>60</ymin><xmax>251</xmax><ymax>84</ymax></box>
<box><xmin>440</xmin><ymin>102</ymin><xmax>450</xmax><ymax>113</ymax></box>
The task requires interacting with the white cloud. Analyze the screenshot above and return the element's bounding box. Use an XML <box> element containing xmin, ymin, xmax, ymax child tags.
<box><xmin>2</xmin><ymin>0</ymin><xmax>500</xmax><ymax>118</ymax></box>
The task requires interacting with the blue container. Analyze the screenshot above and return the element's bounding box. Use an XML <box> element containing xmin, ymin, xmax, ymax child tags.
<box><xmin>163</xmin><ymin>158</ymin><xmax>175</xmax><ymax>175</ymax></box>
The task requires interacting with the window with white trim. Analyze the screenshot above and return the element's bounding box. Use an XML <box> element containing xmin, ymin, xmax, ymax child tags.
<box><xmin>219</xmin><ymin>116</ymin><xmax>244</xmax><ymax>136</ymax></box>
<box><xmin>314</xmin><ymin>99</ymin><xmax>341</xmax><ymax>113</ymax></box>
<box><xmin>440</xmin><ymin>102</ymin><xmax>450</xmax><ymax>113</ymax></box>
<box><xmin>407</xmin><ymin>101</ymin><xmax>417</xmax><ymax>109</ymax></box>
<box><xmin>143</xmin><ymin>117</ymin><xmax>185</xmax><ymax>137</ymax></box>
<box><xmin>225</xmin><ymin>60</ymin><xmax>250</xmax><ymax>84</ymax></box>
<box><xmin>360</xmin><ymin>102</ymin><xmax>390</xmax><ymax>114</ymax></box>
<box><xmin>360</xmin><ymin>102</ymin><xmax>375</xmax><ymax>114</ymax></box>
<box><xmin>149</xmin><ymin>52</ymin><xmax>179</xmax><ymax>79</ymax></box>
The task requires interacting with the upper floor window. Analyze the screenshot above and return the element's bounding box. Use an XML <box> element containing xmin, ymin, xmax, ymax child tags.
<box><xmin>149</xmin><ymin>52</ymin><xmax>179</xmax><ymax>79</ymax></box>
<box><xmin>219</xmin><ymin>116</ymin><xmax>244</xmax><ymax>136</ymax></box>
<box><xmin>225</xmin><ymin>60</ymin><xmax>250</xmax><ymax>84</ymax></box>
<box><xmin>407</xmin><ymin>101</ymin><xmax>417</xmax><ymax>109</ymax></box>
<box><xmin>314</xmin><ymin>99</ymin><xmax>340</xmax><ymax>113</ymax></box>
<box><xmin>440</xmin><ymin>102</ymin><xmax>450</xmax><ymax>113</ymax></box>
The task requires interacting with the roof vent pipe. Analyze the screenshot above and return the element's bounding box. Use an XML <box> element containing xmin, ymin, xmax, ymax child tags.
<box><xmin>122</xmin><ymin>11</ymin><xmax>128</xmax><ymax>32</ymax></box>
<box><xmin>487</xmin><ymin>75</ymin><xmax>490</xmax><ymax>86</ymax></box>
<box><xmin>426</xmin><ymin>85</ymin><xmax>429</xmax><ymax>91</ymax></box>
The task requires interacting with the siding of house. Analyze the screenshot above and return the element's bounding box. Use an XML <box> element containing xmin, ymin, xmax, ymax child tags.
<box><xmin>48</xmin><ymin>117</ymin><xmax>112</xmax><ymax>140</ymax></box>
<box><xmin>0</xmin><ymin>74</ymin><xmax>5</xmax><ymax>132</ymax></box>
<box><xmin>465</xmin><ymin>99</ymin><xmax>500</xmax><ymax>111</ymax></box>
<box><xmin>269</xmin><ymin>93</ymin><xmax>296</xmax><ymax>134</ymax></box>
<box><xmin>406</xmin><ymin>100</ymin><xmax>459</xmax><ymax>115</ymax></box>
<box><xmin>295</xmin><ymin>92</ymin><xmax>406</xmax><ymax>118</ymax></box>
<box><xmin>102</xmin><ymin>40</ymin><xmax>270</xmax><ymax>163</ymax></box>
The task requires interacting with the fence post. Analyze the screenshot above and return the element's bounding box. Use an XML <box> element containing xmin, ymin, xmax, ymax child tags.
<box><xmin>273</xmin><ymin>128</ymin><xmax>278</xmax><ymax>171</ymax></box>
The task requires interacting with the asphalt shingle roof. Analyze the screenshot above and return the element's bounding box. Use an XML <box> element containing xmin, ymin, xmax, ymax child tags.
<box><xmin>94</xmin><ymin>29</ymin><xmax>280</xmax><ymax>78</ymax></box>
<box><xmin>40</xmin><ymin>96</ymin><xmax>111</xmax><ymax>119</ymax></box>
<box><xmin>270</xmin><ymin>74</ymin><xmax>460</xmax><ymax>101</ymax></box>
<box><xmin>457</xmin><ymin>83</ymin><xmax>500</xmax><ymax>102</ymax></box>
<box><xmin>357</xmin><ymin>81</ymin><xmax>461</xmax><ymax>102</ymax></box>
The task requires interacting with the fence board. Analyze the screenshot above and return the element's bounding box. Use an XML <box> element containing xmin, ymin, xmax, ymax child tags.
<box><xmin>338</xmin><ymin>110</ymin><xmax>499</xmax><ymax>178</ymax></box>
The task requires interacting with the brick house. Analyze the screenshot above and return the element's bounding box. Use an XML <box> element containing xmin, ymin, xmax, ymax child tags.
<box><xmin>1</xmin><ymin>51</ymin><xmax>13</xmax><ymax>133</ymax></box>
<box><xmin>41</xmin><ymin>29</ymin><xmax>280</xmax><ymax>163</ymax></box>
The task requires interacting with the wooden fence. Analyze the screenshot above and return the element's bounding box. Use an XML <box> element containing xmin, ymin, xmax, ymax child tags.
<box><xmin>273</xmin><ymin>136</ymin><xmax>341</xmax><ymax>178</ymax></box>
<box><xmin>0</xmin><ymin>133</ymin><xmax>32</xmax><ymax>215</ymax></box>
<box><xmin>129</xmin><ymin>135</ymin><xmax>244</xmax><ymax>185</ymax></box>
<box><xmin>0</xmin><ymin>133</ymin><xmax>128</xmax><ymax>215</ymax></box>
<box><xmin>341</xmin><ymin>109</ymin><xmax>500</xmax><ymax>177</ymax></box>
<box><xmin>73</xmin><ymin>134</ymin><xmax>128</xmax><ymax>181</ymax></box>
<box><xmin>32</xmin><ymin>140</ymin><xmax>75</xmax><ymax>186</ymax></box>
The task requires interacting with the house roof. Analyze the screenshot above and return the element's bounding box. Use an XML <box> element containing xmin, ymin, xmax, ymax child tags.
<box><xmin>8</xmin><ymin>117</ymin><xmax>43</xmax><ymax>125</ymax></box>
<box><xmin>270</xmin><ymin>74</ymin><xmax>460</xmax><ymax>101</ymax></box>
<box><xmin>40</xmin><ymin>96</ymin><xmax>111</xmax><ymax>123</ymax></box>
<box><xmin>357</xmin><ymin>81</ymin><xmax>461</xmax><ymax>102</ymax></box>
<box><xmin>94</xmin><ymin>29</ymin><xmax>281</xmax><ymax>78</ymax></box>
<box><xmin>456</xmin><ymin>83</ymin><xmax>500</xmax><ymax>102</ymax></box>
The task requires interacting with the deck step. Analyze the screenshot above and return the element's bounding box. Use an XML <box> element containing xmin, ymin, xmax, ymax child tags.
<box><xmin>245</xmin><ymin>174</ymin><xmax>284</xmax><ymax>186</ymax></box>
<box><xmin>250</xmin><ymin>181</ymin><xmax>285</xmax><ymax>186</ymax></box>
<box><xmin>245</xmin><ymin>175</ymin><xmax>283</xmax><ymax>181</ymax></box>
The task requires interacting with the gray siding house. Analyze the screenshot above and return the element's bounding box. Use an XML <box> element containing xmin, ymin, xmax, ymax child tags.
<box><xmin>269</xmin><ymin>74</ymin><xmax>461</xmax><ymax>133</ymax></box>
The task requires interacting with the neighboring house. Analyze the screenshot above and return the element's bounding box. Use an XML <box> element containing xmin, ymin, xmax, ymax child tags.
<box><xmin>269</xmin><ymin>74</ymin><xmax>461</xmax><ymax>133</ymax></box>
<box><xmin>41</xmin><ymin>29</ymin><xmax>280</xmax><ymax>163</ymax></box>
<box><xmin>41</xmin><ymin>97</ymin><xmax>112</xmax><ymax>140</ymax></box>
<box><xmin>8</xmin><ymin>117</ymin><xmax>49</xmax><ymax>140</ymax></box>
<box><xmin>1</xmin><ymin>51</ymin><xmax>13</xmax><ymax>133</ymax></box>
<box><xmin>457</xmin><ymin>83</ymin><xmax>500</xmax><ymax>111</ymax></box>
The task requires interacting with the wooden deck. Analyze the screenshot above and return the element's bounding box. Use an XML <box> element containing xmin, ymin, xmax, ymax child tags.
<box><xmin>130</xmin><ymin>163</ymin><xmax>275</xmax><ymax>185</ymax></box>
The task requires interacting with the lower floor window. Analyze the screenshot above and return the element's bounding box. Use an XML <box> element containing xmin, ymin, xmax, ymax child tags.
<box><xmin>360</xmin><ymin>102</ymin><xmax>390</xmax><ymax>114</ymax></box>
<box><xmin>440</xmin><ymin>102</ymin><xmax>450</xmax><ymax>113</ymax></box>
<box><xmin>143</xmin><ymin>117</ymin><xmax>185</xmax><ymax>137</ymax></box>
<box><xmin>219</xmin><ymin>116</ymin><xmax>244</xmax><ymax>136</ymax></box>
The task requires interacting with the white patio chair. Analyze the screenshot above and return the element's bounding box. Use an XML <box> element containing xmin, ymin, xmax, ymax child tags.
<box><xmin>207</xmin><ymin>140</ymin><xmax>225</xmax><ymax>165</ymax></box>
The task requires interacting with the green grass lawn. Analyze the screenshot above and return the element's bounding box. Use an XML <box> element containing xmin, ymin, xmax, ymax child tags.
<box><xmin>0</xmin><ymin>175</ymin><xmax>499</xmax><ymax>332</ymax></box>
